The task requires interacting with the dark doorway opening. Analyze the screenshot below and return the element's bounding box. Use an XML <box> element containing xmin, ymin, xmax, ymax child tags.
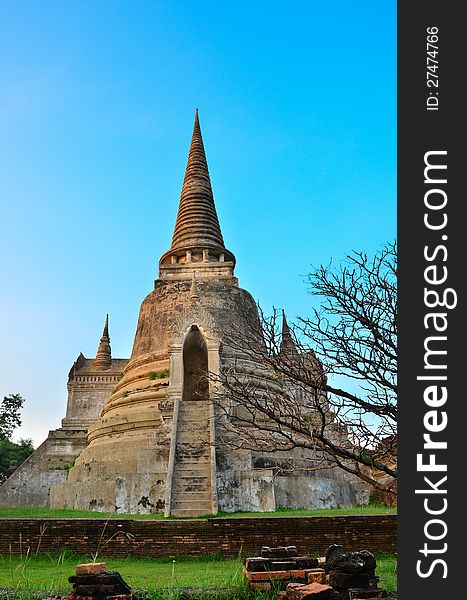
<box><xmin>182</xmin><ymin>325</ymin><xmax>209</xmax><ymax>402</ymax></box>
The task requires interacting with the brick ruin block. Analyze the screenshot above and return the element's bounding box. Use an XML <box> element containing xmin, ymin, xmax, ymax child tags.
<box><xmin>271</xmin><ymin>561</ymin><xmax>299</xmax><ymax>571</ymax></box>
<box><xmin>245</xmin><ymin>543</ymin><xmax>391</xmax><ymax>599</ymax></box>
<box><xmin>244</xmin><ymin>557</ymin><xmax>272</xmax><ymax>571</ymax></box>
<box><xmin>324</xmin><ymin>544</ymin><xmax>381</xmax><ymax>597</ymax></box>
<box><xmin>325</xmin><ymin>545</ymin><xmax>376</xmax><ymax>575</ymax></box>
<box><xmin>63</xmin><ymin>563</ymin><xmax>132</xmax><ymax>600</ymax></box>
<box><xmin>244</xmin><ymin>566</ymin><xmax>326</xmax><ymax>586</ymax></box>
<box><xmin>285</xmin><ymin>582</ymin><xmax>340</xmax><ymax>599</ymax></box>
<box><xmin>294</xmin><ymin>556</ymin><xmax>320</xmax><ymax>569</ymax></box>
<box><xmin>245</xmin><ymin>545</ymin><xmax>325</xmax><ymax>590</ymax></box>
<box><xmin>328</xmin><ymin>572</ymin><xmax>374</xmax><ymax>591</ymax></box>
<box><xmin>244</xmin><ymin>568</ymin><xmax>293</xmax><ymax>582</ymax></box>
<box><xmin>306</xmin><ymin>569</ymin><xmax>326</xmax><ymax>584</ymax></box>
<box><xmin>75</xmin><ymin>563</ymin><xmax>108</xmax><ymax>576</ymax></box>
<box><xmin>262</xmin><ymin>546</ymin><xmax>290</xmax><ymax>559</ymax></box>
<box><xmin>246</xmin><ymin>547</ymin><xmax>318</xmax><ymax>571</ymax></box>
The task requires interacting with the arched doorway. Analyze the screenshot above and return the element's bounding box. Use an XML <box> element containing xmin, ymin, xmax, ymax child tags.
<box><xmin>182</xmin><ymin>325</ymin><xmax>209</xmax><ymax>403</ymax></box>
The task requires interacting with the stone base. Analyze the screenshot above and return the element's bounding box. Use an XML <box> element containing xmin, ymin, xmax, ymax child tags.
<box><xmin>0</xmin><ymin>428</ymin><xmax>88</xmax><ymax>507</ymax></box>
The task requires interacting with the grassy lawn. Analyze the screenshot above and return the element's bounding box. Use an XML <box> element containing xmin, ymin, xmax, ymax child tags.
<box><xmin>0</xmin><ymin>504</ymin><xmax>396</xmax><ymax>520</ymax></box>
<box><xmin>0</xmin><ymin>553</ymin><xmax>397</xmax><ymax>598</ymax></box>
<box><xmin>0</xmin><ymin>554</ymin><xmax>242</xmax><ymax>594</ymax></box>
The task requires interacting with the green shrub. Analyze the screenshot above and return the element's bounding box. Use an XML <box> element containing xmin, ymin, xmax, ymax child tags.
<box><xmin>148</xmin><ymin>369</ymin><xmax>170</xmax><ymax>380</ymax></box>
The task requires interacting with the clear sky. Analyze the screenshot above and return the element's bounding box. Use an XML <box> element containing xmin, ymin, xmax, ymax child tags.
<box><xmin>0</xmin><ymin>1</ymin><xmax>396</xmax><ymax>446</ymax></box>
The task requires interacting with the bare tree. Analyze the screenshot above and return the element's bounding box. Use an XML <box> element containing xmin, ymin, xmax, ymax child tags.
<box><xmin>212</xmin><ymin>241</ymin><xmax>397</xmax><ymax>500</ymax></box>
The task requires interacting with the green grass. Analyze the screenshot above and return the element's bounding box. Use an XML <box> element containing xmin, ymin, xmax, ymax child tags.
<box><xmin>376</xmin><ymin>553</ymin><xmax>397</xmax><ymax>596</ymax></box>
<box><xmin>214</xmin><ymin>505</ymin><xmax>396</xmax><ymax>518</ymax></box>
<box><xmin>0</xmin><ymin>553</ymin><xmax>243</xmax><ymax>594</ymax></box>
<box><xmin>0</xmin><ymin>504</ymin><xmax>396</xmax><ymax>520</ymax></box>
<box><xmin>0</xmin><ymin>553</ymin><xmax>397</xmax><ymax>597</ymax></box>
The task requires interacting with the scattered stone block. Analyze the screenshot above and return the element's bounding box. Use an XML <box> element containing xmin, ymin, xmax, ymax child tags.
<box><xmin>65</xmin><ymin>569</ymin><xmax>132</xmax><ymax>600</ymax></box>
<box><xmin>75</xmin><ymin>563</ymin><xmax>109</xmax><ymax>576</ymax></box>
<box><xmin>245</xmin><ymin>557</ymin><xmax>272</xmax><ymax>571</ymax></box>
<box><xmin>306</xmin><ymin>569</ymin><xmax>326</xmax><ymax>584</ymax></box>
<box><xmin>293</xmin><ymin>556</ymin><xmax>319</xmax><ymax>569</ymax></box>
<box><xmin>262</xmin><ymin>546</ymin><xmax>290</xmax><ymax>559</ymax></box>
<box><xmin>289</xmin><ymin>569</ymin><xmax>307</xmax><ymax>580</ymax></box>
<box><xmin>326</xmin><ymin>546</ymin><xmax>376</xmax><ymax>574</ymax></box>
<box><xmin>244</xmin><ymin>568</ymin><xmax>292</xmax><ymax>582</ymax></box>
<box><xmin>328</xmin><ymin>572</ymin><xmax>371</xmax><ymax>591</ymax></box>
<box><xmin>272</xmin><ymin>561</ymin><xmax>297</xmax><ymax>571</ymax></box>
<box><xmin>285</xmin><ymin>582</ymin><xmax>340</xmax><ymax>599</ymax></box>
<box><xmin>287</xmin><ymin>546</ymin><xmax>299</xmax><ymax>557</ymax></box>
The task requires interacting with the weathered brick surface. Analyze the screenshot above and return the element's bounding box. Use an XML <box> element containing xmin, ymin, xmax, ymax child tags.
<box><xmin>0</xmin><ymin>515</ymin><xmax>396</xmax><ymax>558</ymax></box>
<box><xmin>286</xmin><ymin>582</ymin><xmax>339</xmax><ymax>599</ymax></box>
<box><xmin>306</xmin><ymin>569</ymin><xmax>326</xmax><ymax>584</ymax></box>
<box><xmin>75</xmin><ymin>563</ymin><xmax>108</xmax><ymax>575</ymax></box>
<box><xmin>244</xmin><ymin>568</ymin><xmax>292</xmax><ymax>581</ymax></box>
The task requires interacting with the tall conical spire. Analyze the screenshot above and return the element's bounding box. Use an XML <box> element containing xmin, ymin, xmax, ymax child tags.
<box><xmin>170</xmin><ymin>109</ymin><xmax>225</xmax><ymax>251</ymax></box>
<box><xmin>93</xmin><ymin>314</ymin><xmax>112</xmax><ymax>368</ymax></box>
<box><xmin>159</xmin><ymin>110</ymin><xmax>235</xmax><ymax>281</ymax></box>
<box><xmin>280</xmin><ymin>310</ymin><xmax>297</xmax><ymax>356</ymax></box>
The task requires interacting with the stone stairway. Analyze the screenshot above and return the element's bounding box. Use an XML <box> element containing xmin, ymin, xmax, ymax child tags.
<box><xmin>169</xmin><ymin>398</ymin><xmax>213</xmax><ymax>517</ymax></box>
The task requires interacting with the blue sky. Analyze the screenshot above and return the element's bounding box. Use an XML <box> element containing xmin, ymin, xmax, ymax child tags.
<box><xmin>0</xmin><ymin>1</ymin><xmax>396</xmax><ymax>445</ymax></box>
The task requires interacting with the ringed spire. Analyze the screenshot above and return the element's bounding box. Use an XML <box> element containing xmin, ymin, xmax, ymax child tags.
<box><xmin>93</xmin><ymin>314</ymin><xmax>112</xmax><ymax>368</ymax></box>
<box><xmin>171</xmin><ymin>108</ymin><xmax>225</xmax><ymax>251</ymax></box>
<box><xmin>159</xmin><ymin>110</ymin><xmax>235</xmax><ymax>281</ymax></box>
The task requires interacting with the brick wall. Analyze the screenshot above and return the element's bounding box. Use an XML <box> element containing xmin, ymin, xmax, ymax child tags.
<box><xmin>0</xmin><ymin>516</ymin><xmax>396</xmax><ymax>558</ymax></box>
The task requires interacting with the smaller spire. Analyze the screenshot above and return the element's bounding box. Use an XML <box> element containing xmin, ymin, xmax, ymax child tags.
<box><xmin>280</xmin><ymin>310</ymin><xmax>297</xmax><ymax>356</ymax></box>
<box><xmin>103</xmin><ymin>313</ymin><xmax>109</xmax><ymax>337</ymax></box>
<box><xmin>189</xmin><ymin>271</ymin><xmax>199</xmax><ymax>299</ymax></box>
<box><xmin>93</xmin><ymin>314</ymin><xmax>112</xmax><ymax>368</ymax></box>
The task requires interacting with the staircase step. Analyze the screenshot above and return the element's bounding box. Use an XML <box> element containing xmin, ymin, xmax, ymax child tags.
<box><xmin>173</xmin><ymin>474</ymin><xmax>209</xmax><ymax>482</ymax></box>
<box><xmin>172</xmin><ymin>482</ymin><xmax>210</xmax><ymax>491</ymax></box>
<box><xmin>172</xmin><ymin>481</ymin><xmax>210</xmax><ymax>489</ymax></box>
<box><xmin>171</xmin><ymin>494</ymin><xmax>212</xmax><ymax>501</ymax></box>
<box><xmin>170</xmin><ymin>508</ymin><xmax>214</xmax><ymax>517</ymax></box>
<box><xmin>178</xmin><ymin>413</ymin><xmax>210</xmax><ymax>418</ymax></box>
<box><xmin>175</xmin><ymin>440</ymin><xmax>210</xmax><ymax>447</ymax></box>
<box><xmin>172</xmin><ymin>479</ymin><xmax>210</xmax><ymax>487</ymax></box>
<box><xmin>176</xmin><ymin>427</ymin><xmax>210</xmax><ymax>435</ymax></box>
<box><xmin>175</xmin><ymin>451</ymin><xmax>210</xmax><ymax>459</ymax></box>
<box><xmin>171</xmin><ymin>499</ymin><xmax>213</xmax><ymax>508</ymax></box>
<box><xmin>172</xmin><ymin>464</ymin><xmax>211</xmax><ymax>471</ymax></box>
<box><xmin>173</xmin><ymin>489</ymin><xmax>209</xmax><ymax>497</ymax></box>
